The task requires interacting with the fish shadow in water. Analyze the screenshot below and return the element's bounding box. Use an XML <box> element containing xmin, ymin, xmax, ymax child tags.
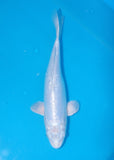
<box><xmin>59</xmin><ymin>30</ymin><xmax>71</xmax><ymax>148</ymax></box>
<box><xmin>107</xmin><ymin>152</ymin><xmax>114</xmax><ymax>160</ymax></box>
<box><xmin>62</xmin><ymin>117</ymin><xmax>70</xmax><ymax>148</ymax></box>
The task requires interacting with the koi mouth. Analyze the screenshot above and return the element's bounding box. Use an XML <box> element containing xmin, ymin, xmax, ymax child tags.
<box><xmin>50</xmin><ymin>140</ymin><xmax>63</xmax><ymax>149</ymax></box>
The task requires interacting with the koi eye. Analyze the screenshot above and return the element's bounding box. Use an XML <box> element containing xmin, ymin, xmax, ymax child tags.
<box><xmin>60</xmin><ymin>131</ymin><xmax>65</xmax><ymax>139</ymax></box>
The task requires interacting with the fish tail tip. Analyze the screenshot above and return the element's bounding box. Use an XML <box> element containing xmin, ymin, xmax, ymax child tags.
<box><xmin>54</xmin><ymin>9</ymin><xmax>64</xmax><ymax>39</ymax></box>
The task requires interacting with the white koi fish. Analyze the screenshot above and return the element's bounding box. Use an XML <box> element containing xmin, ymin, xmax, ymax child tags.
<box><xmin>31</xmin><ymin>9</ymin><xmax>79</xmax><ymax>149</ymax></box>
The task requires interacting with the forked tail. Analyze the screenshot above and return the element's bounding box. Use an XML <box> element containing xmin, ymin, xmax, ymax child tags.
<box><xmin>54</xmin><ymin>9</ymin><xmax>64</xmax><ymax>40</ymax></box>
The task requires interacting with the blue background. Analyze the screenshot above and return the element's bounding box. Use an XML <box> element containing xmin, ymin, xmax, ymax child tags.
<box><xmin>0</xmin><ymin>0</ymin><xmax>113</xmax><ymax>160</ymax></box>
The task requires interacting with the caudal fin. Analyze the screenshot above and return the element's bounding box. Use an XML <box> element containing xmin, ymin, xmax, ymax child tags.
<box><xmin>54</xmin><ymin>9</ymin><xmax>64</xmax><ymax>40</ymax></box>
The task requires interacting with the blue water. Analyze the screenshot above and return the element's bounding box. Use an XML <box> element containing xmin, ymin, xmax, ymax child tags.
<box><xmin>0</xmin><ymin>0</ymin><xmax>114</xmax><ymax>160</ymax></box>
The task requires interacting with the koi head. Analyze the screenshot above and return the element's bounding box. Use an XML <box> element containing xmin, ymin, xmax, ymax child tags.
<box><xmin>45</xmin><ymin>119</ymin><xmax>66</xmax><ymax>149</ymax></box>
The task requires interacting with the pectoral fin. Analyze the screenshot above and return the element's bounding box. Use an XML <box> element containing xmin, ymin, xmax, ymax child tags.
<box><xmin>67</xmin><ymin>101</ymin><xmax>79</xmax><ymax>116</ymax></box>
<box><xmin>31</xmin><ymin>101</ymin><xmax>44</xmax><ymax>116</ymax></box>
